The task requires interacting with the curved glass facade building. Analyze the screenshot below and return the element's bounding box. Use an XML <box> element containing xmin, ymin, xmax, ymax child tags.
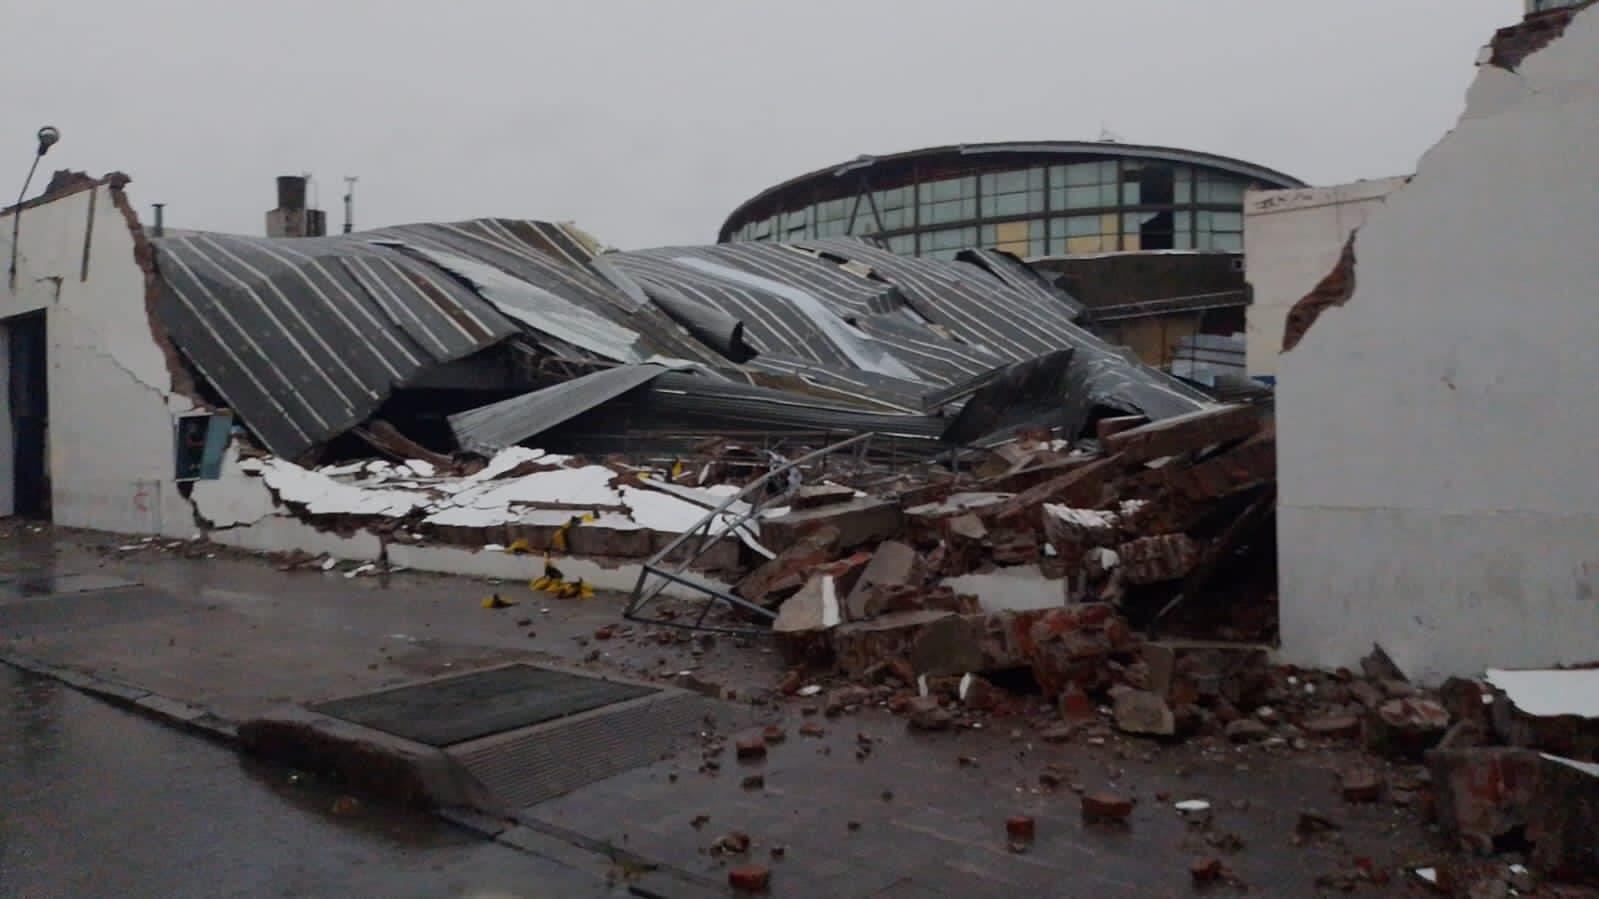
<box><xmin>719</xmin><ymin>141</ymin><xmax>1304</xmax><ymax>260</ymax></box>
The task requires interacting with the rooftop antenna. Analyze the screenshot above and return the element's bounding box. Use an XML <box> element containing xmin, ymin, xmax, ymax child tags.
<box><xmin>342</xmin><ymin>176</ymin><xmax>358</xmax><ymax>234</ymax></box>
<box><xmin>1098</xmin><ymin>123</ymin><xmax>1123</xmax><ymax>143</ymax></box>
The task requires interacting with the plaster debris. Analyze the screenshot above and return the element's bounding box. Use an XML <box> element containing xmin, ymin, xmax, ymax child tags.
<box><xmin>1486</xmin><ymin>668</ymin><xmax>1599</xmax><ymax>719</ymax></box>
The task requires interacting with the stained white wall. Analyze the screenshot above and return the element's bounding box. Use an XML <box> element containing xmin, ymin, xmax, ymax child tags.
<box><xmin>0</xmin><ymin>182</ymin><xmax>198</xmax><ymax>535</ymax></box>
<box><xmin>1243</xmin><ymin>176</ymin><xmax>1408</xmax><ymax>380</ymax></box>
<box><xmin>1277</xmin><ymin>8</ymin><xmax>1599</xmax><ymax>683</ymax></box>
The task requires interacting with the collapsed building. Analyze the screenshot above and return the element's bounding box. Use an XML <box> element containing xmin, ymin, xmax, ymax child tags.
<box><xmin>0</xmin><ymin>175</ymin><xmax>1269</xmax><ymax>618</ymax></box>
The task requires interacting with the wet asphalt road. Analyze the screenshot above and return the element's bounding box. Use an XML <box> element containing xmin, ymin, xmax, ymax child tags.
<box><xmin>0</xmin><ymin>665</ymin><xmax>616</xmax><ymax>899</ymax></box>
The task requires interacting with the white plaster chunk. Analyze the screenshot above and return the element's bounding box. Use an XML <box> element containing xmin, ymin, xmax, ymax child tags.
<box><xmin>1488</xmin><ymin>668</ymin><xmax>1599</xmax><ymax>719</ymax></box>
<box><xmin>255</xmin><ymin>458</ymin><xmax>427</xmax><ymax>517</ymax></box>
<box><xmin>944</xmin><ymin>565</ymin><xmax>1066</xmax><ymax>612</ymax></box>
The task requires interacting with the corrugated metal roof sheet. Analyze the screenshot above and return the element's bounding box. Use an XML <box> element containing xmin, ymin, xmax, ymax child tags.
<box><xmin>154</xmin><ymin>231</ymin><xmax>519</xmax><ymax>459</ymax></box>
<box><xmin>154</xmin><ymin>221</ymin><xmax>1213</xmax><ymax>460</ymax></box>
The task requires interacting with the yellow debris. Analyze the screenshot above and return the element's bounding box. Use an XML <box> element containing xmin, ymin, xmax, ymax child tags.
<box><xmin>481</xmin><ymin>593</ymin><xmax>514</xmax><ymax>609</ymax></box>
<box><xmin>506</xmin><ymin>538</ymin><xmax>533</xmax><ymax>556</ymax></box>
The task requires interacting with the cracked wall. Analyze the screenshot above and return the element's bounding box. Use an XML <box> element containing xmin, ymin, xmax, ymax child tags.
<box><xmin>1243</xmin><ymin>176</ymin><xmax>1408</xmax><ymax>379</ymax></box>
<box><xmin>1276</xmin><ymin>6</ymin><xmax>1599</xmax><ymax>682</ymax></box>
<box><xmin>0</xmin><ymin>179</ymin><xmax>199</xmax><ymax>534</ymax></box>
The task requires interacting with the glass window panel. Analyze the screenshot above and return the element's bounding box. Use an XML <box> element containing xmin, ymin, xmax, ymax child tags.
<box><xmin>818</xmin><ymin>199</ymin><xmax>848</xmax><ymax>222</ymax></box>
<box><xmin>926</xmin><ymin>199</ymin><xmax>975</xmax><ymax>224</ymax></box>
<box><xmin>885</xmin><ymin>234</ymin><xmax>915</xmax><ymax>256</ymax></box>
<box><xmin>994</xmin><ymin>220</ymin><xmax>1029</xmax><ymax>255</ymax></box>
<box><xmin>982</xmin><ymin>192</ymin><xmax>1030</xmax><ymax>217</ymax></box>
<box><xmin>1064</xmin><ymin>163</ymin><xmax>1099</xmax><ymax>186</ymax></box>
<box><xmin>1174</xmin><ymin>231</ymin><xmax>1194</xmax><ymax>250</ymax></box>
<box><xmin>923</xmin><ymin>176</ymin><xmax>974</xmax><ymax>203</ymax></box>
<box><xmin>1122</xmin><ymin>182</ymin><xmax>1140</xmax><ymax>205</ymax></box>
<box><xmin>1028</xmin><ymin>236</ymin><xmax>1046</xmax><ymax>258</ymax></box>
<box><xmin>1064</xmin><ymin>215</ymin><xmax>1102</xmax><ymax>237</ymax></box>
<box><xmin>1101</xmin><ymin>160</ymin><xmax>1118</xmax><ymax>181</ymax></box>
<box><xmin>995</xmin><ymin>170</ymin><xmax>1030</xmax><ymax>194</ymax></box>
<box><xmin>1195</xmin><ymin>210</ymin><xmax>1213</xmax><ymax>229</ymax></box>
<box><xmin>1211</xmin><ymin>211</ymin><xmax>1244</xmax><ymax>231</ymax></box>
<box><xmin>1174</xmin><ymin>167</ymin><xmax>1193</xmax><ymax>204</ymax></box>
<box><xmin>1210</xmin><ymin>232</ymin><xmax>1243</xmax><ymax>251</ymax></box>
<box><xmin>1064</xmin><ymin>185</ymin><xmax>1102</xmax><ymax>209</ymax></box>
<box><xmin>980</xmin><ymin>224</ymin><xmax>998</xmax><ymax>245</ymax></box>
<box><xmin>815</xmin><ymin>219</ymin><xmax>846</xmax><ymax>237</ymax></box>
<box><xmin>1209</xmin><ymin>181</ymin><xmax>1245</xmax><ymax>204</ymax></box>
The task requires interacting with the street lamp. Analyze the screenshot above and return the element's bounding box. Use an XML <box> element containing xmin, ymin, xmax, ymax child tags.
<box><xmin>9</xmin><ymin>126</ymin><xmax>62</xmax><ymax>289</ymax></box>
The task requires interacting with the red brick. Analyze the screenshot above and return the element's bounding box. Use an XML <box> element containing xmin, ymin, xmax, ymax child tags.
<box><xmin>735</xmin><ymin>736</ymin><xmax>767</xmax><ymax>760</ymax></box>
<box><xmin>1303</xmin><ymin>715</ymin><xmax>1362</xmax><ymax>739</ymax></box>
<box><xmin>1082</xmin><ymin>793</ymin><xmax>1133</xmax><ymax>821</ymax></box>
<box><xmin>1116</xmin><ymin>533</ymin><xmax>1200</xmax><ymax>585</ymax></box>
<box><xmin>1103</xmin><ymin>404</ymin><xmax>1261</xmax><ymax>465</ymax></box>
<box><xmin>1058</xmin><ymin>683</ymin><xmax>1096</xmax><ymax>722</ymax></box>
<box><xmin>728</xmin><ymin>864</ymin><xmax>770</xmax><ymax>893</ymax></box>
<box><xmin>1342</xmin><ymin>768</ymin><xmax>1383</xmax><ymax>803</ymax></box>
<box><xmin>1190</xmin><ymin>857</ymin><xmax>1225</xmax><ymax>884</ymax></box>
<box><xmin>985</xmin><ymin>455</ymin><xmax>1125</xmax><ymax>530</ymax></box>
<box><xmin>1005</xmin><ymin>816</ymin><xmax>1036</xmax><ymax>841</ymax></box>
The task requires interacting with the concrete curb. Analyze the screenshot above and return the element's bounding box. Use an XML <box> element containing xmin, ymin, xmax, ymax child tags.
<box><xmin>235</xmin><ymin>705</ymin><xmax>503</xmax><ymax>812</ymax></box>
<box><xmin>0</xmin><ymin>650</ymin><xmax>237</xmax><ymax>744</ymax></box>
<box><xmin>0</xmin><ymin>650</ymin><xmax>727</xmax><ymax>898</ymax></box>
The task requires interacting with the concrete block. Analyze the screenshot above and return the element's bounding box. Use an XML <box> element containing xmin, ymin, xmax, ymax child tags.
<box><xmin>761</xmin><ymin>498</ymin><xmax>903</xmax><ymax>553</ymax></box>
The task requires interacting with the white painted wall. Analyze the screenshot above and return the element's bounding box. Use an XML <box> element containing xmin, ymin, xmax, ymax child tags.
<box><xmin>1277</xmin><ymin>8</ymin><xmax>1599</xmax><ymax>683</ymax></box>
<box><xmin>0</xmin><ymin>182</ymin><xmax>198</xmax><ymax>535</ymax></box>
<box><xmin>1243</xmin><ymin>176</ymin><xmax>1409</xmax><ymax>379</ymax></box>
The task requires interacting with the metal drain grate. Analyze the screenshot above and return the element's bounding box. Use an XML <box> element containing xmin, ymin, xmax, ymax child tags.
<box><xmin>447</xmin><ymin>690</ymin><xmax>708</xmax><ymax>808</ymax></box>
<box><xmin>311</xmin><ymin>664</ymin><xmax>658</xmax><ymax>748</ymax></box>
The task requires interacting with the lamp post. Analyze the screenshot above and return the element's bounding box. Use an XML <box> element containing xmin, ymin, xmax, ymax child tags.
<box><xmin>9</xmin><ymin>126</ymin><xmax>62</xmax><ymax>290</ymax></box>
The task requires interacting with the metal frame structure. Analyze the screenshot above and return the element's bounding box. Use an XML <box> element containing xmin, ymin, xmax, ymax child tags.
<box><xmin>623</xmin><ymin>432</ymin><xmax>876</xmax><ymax>636</ymax></box>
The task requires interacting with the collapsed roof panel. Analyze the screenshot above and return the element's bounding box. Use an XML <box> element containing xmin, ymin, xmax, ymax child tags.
<box><xmin>154</xmin><ymin>232</ymin><xmax>519</xmax><ymax>459</ymax></box>
<box><xmin>956</xmin><ymin>247</ymin><xmax>1087</xmax><ymax>320</ymax></box>
<box><xmin>448</xmin><ymin>362</ymin><xmax>689</xmax><ymax>455</ymax></box>
<box><xmin>368</xmin><ymin>220</ymin><xmax>728</xmax><ymax>367</ymax></box>
<box><xmin>447</xmin><ymin>363</ymin><xmax>948</xmax><ymax>455</ymax></box>
<box><xmin>797</xmin><ymin>238</ymin><xmax>1216</xmax><ymax>420</ymax></box>
<box><xmin>153</xmin><ymin>219</ymin><xmax>1218</xmax><ymax>461</ymax></box>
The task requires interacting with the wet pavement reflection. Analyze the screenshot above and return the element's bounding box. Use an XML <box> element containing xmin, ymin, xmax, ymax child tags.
<box><xmin>0</xmin><ymin>666</ymin><xmax>615</xmax><ymax>898</ymax></box>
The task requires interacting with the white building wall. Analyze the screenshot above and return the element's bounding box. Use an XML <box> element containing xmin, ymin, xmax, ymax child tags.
<box><xmin>1277</xmin><ymin>8</ymin><xmax>1599</xmax><ymax>683</ymax></box>
<box><xmin>0</xmin><ymin>182</ymin><xmax>198</xmax><ymax>535</ymax></box>
<box><xmin>1243</xmin><ymin>176</ymin><xmax>1408</xmax><ymax>380</ymax></box>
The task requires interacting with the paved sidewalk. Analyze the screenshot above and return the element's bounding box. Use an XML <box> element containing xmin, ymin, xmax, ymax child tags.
<box><xmin>0</xmin><ymin>528</ymin><xmax>1447</xmax><ymax>897</ymax></box>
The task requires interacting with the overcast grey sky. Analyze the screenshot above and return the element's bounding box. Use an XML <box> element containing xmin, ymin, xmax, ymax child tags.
<box><xmin>5</xmin><ymin>0</ymin><xmax>1514</xmax><ymax>249</ymax></box>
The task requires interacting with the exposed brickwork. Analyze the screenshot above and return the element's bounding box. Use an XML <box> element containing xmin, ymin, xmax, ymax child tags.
<box><xmin>1489</xmin><ymin>4</ymin><xmax>1592</xmax><ymax>71</ymax></box>
<box><xmin>1282</xmin><ymin>234</ymin><xmax>1356</xmax><ymax>354</ymax></box>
